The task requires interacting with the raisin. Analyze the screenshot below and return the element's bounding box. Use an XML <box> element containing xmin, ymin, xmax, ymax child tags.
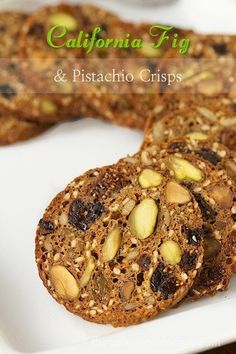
<box><xmin>179</xmin><ymin>252</ymin><xmax>197</xmax><ymax>272</ymax></box>
<box><xmin>232</xmin><ymin>214</ymin><xmax>236</xmax><ymax>222</ymax></box>
<box><xmin>0</xmin><ymin>84</ymin><xmax>16</xmax><ymax>99</ymax></box>
<box><xmin>138</xmin><ymin>254</ymin><xmax>151</xmax><ymax>270</ymax></box>
<box><xmin>196</xmin><ymin>265</ymin><xmax>223</xmax><ymax>288</ymax></box>
<box><xmin>92</xmin><ymin>173</ymin><xmax>128</xmax><ymax>198</ymax></box>
<box><xmin>197</xmin><ymin>148</ymin><xmax>221</xmax><ymax>166</ymax></box>
<box><xmin>137</xmin><ymin>273</ymin><xmax>144</xmax><ymax>286</ymax></box>
<box><xmin>38</xmin><ymin>219</ymin><xmax>54</xmax><ymax>235</ymax></box>
<box><xmin>69</xmin><ymin>199</ymin><xmax>104</xmax><ymax>231</ymax></box>
<box><xmin>117</xmin><ymin>256</ymin><xmax>124</xmax><ymax>263</ymax></box>
<box><xmin>150</xmin><ymin>263</ymin><xmax>178</xmax><ymax>299</ymax></box>
<box><xmin>193</xmin><ymin>193</ymin><xmax>217</xmax><ymax>222</ymax></box>
<box><xmin>182</xmin><ymin>225</ymin><xmax>205</xmax><ymax>245</ymax></box>
<box><xmin>168</xmin><ymin>141</ymin><xmax>188</xmax><ymax>153</ymax></box>
<box><xmin>212</xmin><ymin>42</ymin><xmax>228</xmax><ymax>55</ymax></box>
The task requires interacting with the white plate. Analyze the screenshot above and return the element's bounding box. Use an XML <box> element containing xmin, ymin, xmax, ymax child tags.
<box><xmin>0</xmin><ymin>1</ymin><xmax>236</xmax><ymax>354</ymax></box>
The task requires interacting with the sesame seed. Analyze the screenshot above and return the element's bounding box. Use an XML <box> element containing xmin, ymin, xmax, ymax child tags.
<box><xmin>113</xmin><ymin>267</ymin><xmax>121</xmax><ymax>275</ymax></box>
<box><xmin>131</xmin><ymin>263</ymin><xmax>140</xmax><ymax>272</ymax></box>
<box><xmin>90</xmin><ymin>310</ymin><xmax>96</xmax><ymax>316</ymax></box>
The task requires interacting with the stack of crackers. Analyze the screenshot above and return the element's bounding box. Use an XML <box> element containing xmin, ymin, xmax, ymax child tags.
<box><xmin>1</xmin><ymin>3</ymin><xmax>236</xmax><ymax>327</ymax></box>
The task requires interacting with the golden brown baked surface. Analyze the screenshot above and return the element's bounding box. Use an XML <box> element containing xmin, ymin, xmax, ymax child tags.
<box><xmin>35</xmin><ymin>159</ymin><xmax>204</xmax><ymax>327</ymax></box>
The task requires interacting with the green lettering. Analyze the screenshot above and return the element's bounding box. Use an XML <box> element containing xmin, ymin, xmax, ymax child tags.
<box><xmin>87</xmin><ymin>27</ymin><xmax>102</xmax><ymax>53</ymax></box>
<box><xmin>150</xmin><ymin>24</ymin><xmax>173</xmax><ymax>49</ymax></box>
<box><xmin>47</xmin><ymin>25</ymin><xmax>67</xmax><ymax>48</ymax></box>
<box><xmin>131</xmin><ymin>39</ymin><xmax>142</xmax><ymax>48</ymax></box>
<box><xmin>66</xmin><ymin>38</ymin><xmax>77</xmax><ymax>48</ymax></box>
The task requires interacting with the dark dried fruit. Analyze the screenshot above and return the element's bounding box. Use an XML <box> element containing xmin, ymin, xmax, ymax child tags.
<box><xmin>93</xmin><ymin>271</ymin><xmax>111</xmax><ymax>301</ymax></box>
<box><xmin>196</xmin><ymin>265</ymin><xmax>223</xmax><ymax>289</ymax></box>
<box><xmin>138</xmin><ymin>254</ymin><xmax>151</xmax><ymax>270</ymax></box>
<box><xmin>179</xmin><ymin>252</ymin><xmax>197</xmax><ymax>272</ymax></box>
<box><xmin>193</xmin><ymin>193</ymin><xmax>217</xmax><ymax>222</ymax></box>
<box><xmin>203</xmin><ymin>237</ymin><xmax>221</xmax><ymax>259</ymax></box>
<box><xmin>182</xmin><ymin>225</ymin><xmax>205</xmax><ymax>245</ymax></box>
<box><xmin>197</xmin><ymin>148</ymin><xmax>221</xmax><ymax>166</ymax></box>
<box><xmin>0</xmin><ymin>84</ymin><xmax>16</xmax><ymax>99</ymax></box>
<box><xmin>212</xmin><ymin>42</ymin><xmax>228</xmax><ymax>55</ymax></box>
<box><xmin>38</xmin><ymin>219</ymin><xmax>54</xmax><ymax>235</ymax></box>
<box><xmin>150</xmin><ymin>263</ymin><xmax>178</xmax><ymax>299</ymax></box>
<box><xmin>137</xmin><ymin>273</ymin><xmax>144</xmax><ymax>286</ymax></box>
<box><xmin>92</xmin><ymin>172</ymin><xmax>128</xmax><ymax>198</ymax></box>
<box><xmin>168</xmin><ymin>141</ymin><xmax>188</xmax><ymax>153</ymax></box>
<box><xmin>69</xmin><ymin>199</ymin><xmax>104</xmax><ymax>231</ymax></box>
<box><xmin>232</xmin><ymin>214</ymin><xmax>236</xmax><ymax>222</ymax></box>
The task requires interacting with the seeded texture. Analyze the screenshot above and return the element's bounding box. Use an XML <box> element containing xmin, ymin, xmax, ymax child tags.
<box><xmin>140</xmin><ymin>136</ymin><xmax>236</xmax><ymax>300</ymax></box>
<box><xmin>142</xmin><ymin>94</ymin><xmax>236</xmax><ymax>157</ymax></box>
<box><xmin>0</xmin><ymin>12</ymin><xmax>51</xmax><ymax>143</ymax></box>
<box><xmin>35</xmin><ymin>158</ymin><xmax>204</xmax><ymax>327</ymax></box>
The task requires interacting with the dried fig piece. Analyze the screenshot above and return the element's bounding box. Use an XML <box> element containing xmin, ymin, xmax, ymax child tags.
<box><xmin>212</xmin><ymin>42</ymin><xmax>228</xmax><ymax>55</ymax></box>
<box><xmin>197</xmin><ymin>148</ymin><xmax>221</xmax><ymax>166</ymax></box>
<box><xmin>182</xmin><ymin>225</ymin><xmax>205</xmax><ymax>245</ymax></box>
<box><xmin>69</xmin><ymin>199</ymin><xmax>104</xmax><ymax>231</ymax></box>
<box><xmin>137</xmin><ymin>273</ymin><xmax>144</xmax><ymax>286</ymax></box>
<box><xmin>150</xmin><ymin>263</ymin><xmax>178</xmax><ymax>299</ymax></box>
<box><xmin>39</xmin><ymin>219</ymin><xmax>54</xmax><ymax>235</ymax></box>
<box><xmin>193</xmin><ymin>193</ymin><xmax>217</xmax><ymax>222</ymax></box>
<box><xmin>138</xmin><ymin>255</ymin><xmax>151</xmax><ymax>270</ymax></box>
<box><xmin>195</xmin><ymin>265</ymin><xmax>223</xmax><ymax>289</ymax></box>
<box><xmin>179</xmin><ymin>252</ymin><xmax>198</xmax><ymax>272</ymax></box>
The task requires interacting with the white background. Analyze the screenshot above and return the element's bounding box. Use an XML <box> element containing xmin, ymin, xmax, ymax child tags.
<box><xmin>0</xmin><ymin>1</ymin><xmax>236</xmax><ymax>354</ymax></box>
